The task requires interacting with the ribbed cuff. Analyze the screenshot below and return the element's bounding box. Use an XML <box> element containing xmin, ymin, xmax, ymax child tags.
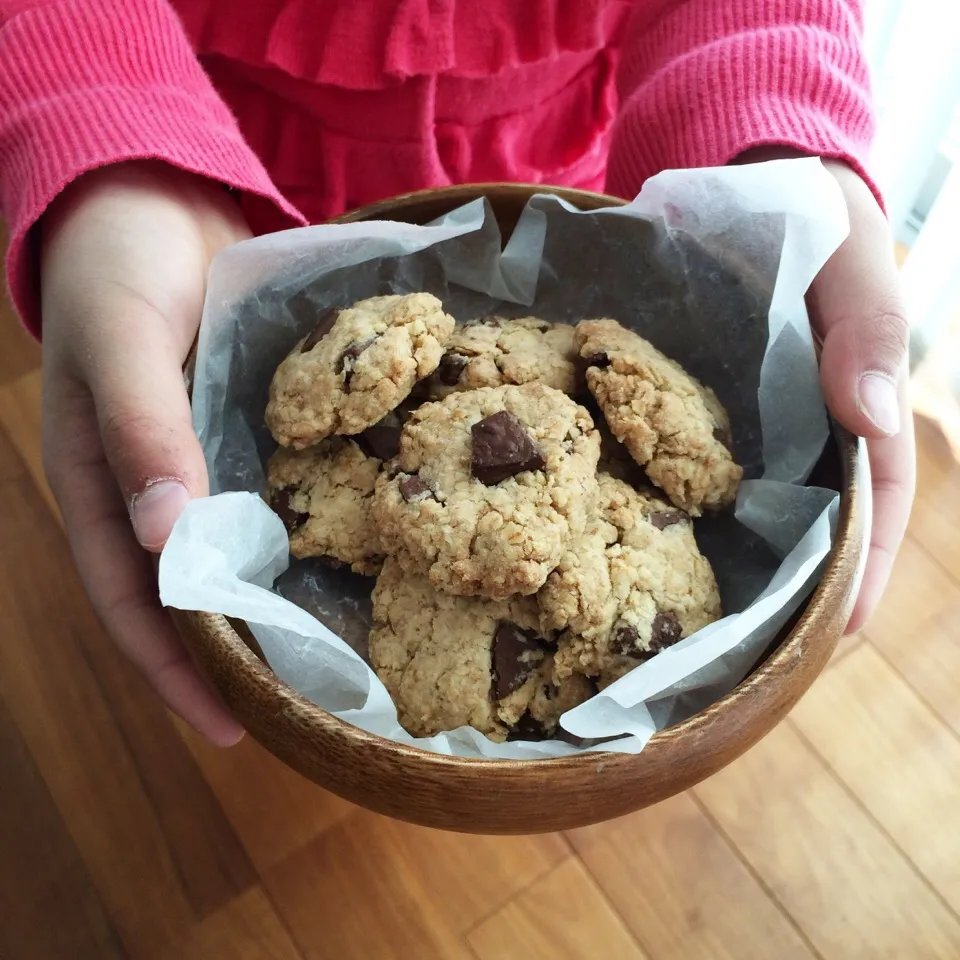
<box><xmin>0</xmin><ymin>0</ymin><xmax>306</xmax><ymax>333</ymax></box>
<box><xmin>607</xmin><ymin>0</ymin><xmax>880</xmax><ymax>205</ymax></box>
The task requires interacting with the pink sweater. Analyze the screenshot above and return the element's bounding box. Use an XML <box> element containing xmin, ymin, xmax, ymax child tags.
<box><xmin>0</xmin><ymin>0</ymin><xmax>874</xmax><ymax>333</ymax></box>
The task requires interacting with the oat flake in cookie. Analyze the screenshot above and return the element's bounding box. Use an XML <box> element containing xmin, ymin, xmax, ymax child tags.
<box><xmin>426</xmin><ymin>316</ymin><xmax>579</xmax><ymax>399</ymax></box>
<box><xmin>265</xmin><ymin>293</ymin><xmax>454</xmax><ymax>449</ymax></box>
<box><xmin>373</xmin><ymin>382</ymin><xmax>601</xmax><ymax>600</ymax></box>
<box><xmin>575</xmin><ymin>318</ymin><xmax>742</xmax><ymax>515</ymax></box>
<box><xmin>265</xmin><ymin>437</ymin><xmax>387</xmax><ymax>576</ymax></box>
<box><xmin>369</xmin><ymin>558</ymin><xmax>594</xmax><ymax>742</ymax></box>
<box><xmin>539</xmin><ymin>474</ymin><xmax>722</xmax><ymax>686</ymax></box>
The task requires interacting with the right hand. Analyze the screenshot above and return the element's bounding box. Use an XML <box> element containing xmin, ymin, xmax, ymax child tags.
<box><xmin>41</xmin><ymin>161</ymin><xmax>251</xmax><ymax>745</ymax></box>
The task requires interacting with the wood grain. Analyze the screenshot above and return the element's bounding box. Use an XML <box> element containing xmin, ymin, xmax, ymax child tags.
<box><xmin>467</xmin><ymin>858</ymin><xmax>648</xmax><ymax>960</ymax></box>
<box><xmin>262</xmin><ymin>805</ymin><xmax>568</xmax><ymax>946</ymax></box>
<box><xmin>861</xmin><ymin>534</ymin><xmax>960</xmax><ymax>653</ymax></box>
<box><xmin>0</xmin><ymin>692</ymin><xmax>127</xmax><ymax>960</ymax></box>
<box><xmin>907</xmin><ymin>416</ymin><xmax>960</xmax><ymax>580</ymax></box>
<box><xmin>790</xmin><ymin>642</ymin><xmax>960</xmax><ymax>913</ymax></box>
<box><xmin>694</xmin><ymin>720</ymin><xmax>960</xmax><ymax>958</ymax></box>
<box><xmin>361</xmin><ymin>817</ymin><xmax>569</xmax><ymax>935</ymax></box>
<box><xmin>871</xmin><ymin>597</ymin><xmax>960</xmax><ymax>737</ymax></box>
<box><xmin>262</xmin><ymin>813</ymin><xmax>472</xmax><ymax>960</ymax></box>
<box><xmin>0</xmin><ymin>438</ymin><xmax>197</xmax><ymax>951</ymax></box>
<box><xmin>0</xmin><ymin>404</ymin><xmax>257</xmax><ymax>927</ymax></box>
<box><xmin>147</xmin><ymin>887</ymin><xmax>303</xmax><ymax>960</ymax></box>
<box><xmin>0</xmin><ymin>367</ymin><xmax>59</xmax><ymax>523</ymax></box>
<box><xmin>174</xmin><ymin>718</ymin><xmax>355</xmax><ymax>872</ymax></box>
<box><xmin>569</xmin><ymin>793</ymin><xmax>816</xmax><ymax>960</ymax></box>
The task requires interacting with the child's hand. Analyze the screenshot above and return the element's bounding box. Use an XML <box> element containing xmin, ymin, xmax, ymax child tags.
<box><xmin>811</xmin><ymin>159</ymin><xmax>916</xmax><ymax>633</ymax></box>
<box><xmin>739</xmin><ymin>149</ymin><xmax>916</xmax><ymax>633</ymax></box>
<box><xmin>40</xmin><ymin>162</ymin><xmax>251</xmax><ymax>746</ymax></box>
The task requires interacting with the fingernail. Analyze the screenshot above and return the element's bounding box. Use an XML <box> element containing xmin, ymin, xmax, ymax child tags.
<box><xmin>130</xmin><ymin>480</ymin><xmax>190</xmax><ymax>550</ymax></box>
<box><xmin>857</xmin><ymin>372</ymin><xmax>901</xmax><ymax>437</ymax></box>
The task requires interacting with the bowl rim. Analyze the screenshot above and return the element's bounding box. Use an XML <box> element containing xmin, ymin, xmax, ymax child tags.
<box><xmin>181</xmin><ymin>181</ymin><xmax>862</xmax><ymax>773</ymax></box>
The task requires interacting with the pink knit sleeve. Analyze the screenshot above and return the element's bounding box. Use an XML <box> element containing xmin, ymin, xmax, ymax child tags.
<box><xmin>0</xmin><ymin>0</ymin><xmax>306</xmax><ymax>333</ymax></box>
<box><xmin>606</xmin><ymin>0</ymin><xmax>878</xmax><ymax>199</ymax></box>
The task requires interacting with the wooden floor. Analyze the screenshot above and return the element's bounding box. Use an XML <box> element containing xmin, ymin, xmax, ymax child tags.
<box><xmin>3</xmin><ymin>312</ymin><xmax>960</xmax><ymax>960</ymax></box>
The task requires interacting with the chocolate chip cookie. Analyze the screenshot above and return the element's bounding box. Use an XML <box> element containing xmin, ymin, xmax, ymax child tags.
<box><xmin>265</xmin><ymin>435</ymin><xmax>391</xmax><ymax>575</ymax></box>
<box><xmin>539</xmin><ymin>474</ymin><xmax>721</xmax><ymax>685</ymax></box>
<box><xmin>369</xmin><ymin>558</ymin><xmax>594</xmax><ymax>741</ymax></box>
<box><xmin>265</xmin><ymin>293</ymin><xmax>455</xmax><ymax>449</ymax></box>
<box><xmin>426</xmin><ymin>316</ymin><xmax>579</xmax><ymax>399</ymax></box>
<box><xmin>575</xmin><ymin>318</ymin><xmax>742</xmax><ymax>515</ymax></box>
<box><xmin>373</xmin><ymin>382</ymin><xmax>601</xmax><ymax>599</ymax></box>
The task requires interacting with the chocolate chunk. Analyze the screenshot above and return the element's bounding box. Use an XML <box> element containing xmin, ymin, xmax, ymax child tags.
<box><xmin>491</xmin><ymin>622</ymin><xmax>547</xmax><ymax>699</ymax></box>
<box><xmin>611</xmin><ymin>623</ymin><xmax>642</xmax><ymax>658</ymax></box>
<box><xmin>357</xmin><ymin>422</ymin><xmax>402</xmax><ymax>461</ymax></box>
<box><xmin>471</xmin><ymin>411</ymin><xmax>545</xmax><ymax>485</ymax></box>
<box><xmin>300</xmin><ymin>307</ymin><xmax>340</xmax><ymax>353</ymax></box>
<box><xmin>650</xmin><ymin>509</ymin><xmax>689</xmax><ymax>530</ymax></box>
<box><xmin>650</xmin><ymin>611</ymin><xmax>682</xmax><ymax>652</ymax></box>
<box><xmin>271</xmin><ymin>487</ymin><xmax>308</xmax><ymax>532</ymax></box>
<box><xmin>612</xmin><ymin>612</ymin><xmax>683</xmax><ymax>660</ymax></box>
<box><xmin>337</xmin><ymin>335</ymin><xmax>378</xmax><ymax>387</ymax></box>
<box><xmin>507</xmin><ymin>713</ymin><xmax>549</xmax><ymax>742</ymax></box>
<box><xmin>583</xmin><ymin>352</ymin><xmax>611</xmax><ymax>368</ymax></box>
<box><xmin>407</xmin><ymin>378</ymin><xmax>431</xmax><ymax>403</ymax></box>
<box><xmin>712</xmin><ymin>424</ymin><xmax>733</xmax><ymax>452</ymax></box>
<box><xmin>437</xmin><ymin>352</ymin><xmax>468</xmax><ymax>386</ymax></box>
<box><xmin>398</xmin><ymin>474</ymin><xmax>432</xmax><ymax>502</ymax></box>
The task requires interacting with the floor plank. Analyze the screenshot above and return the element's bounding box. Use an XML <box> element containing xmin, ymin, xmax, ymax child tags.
<box><xmin>67</xmin><ymin>590</ymin><xmax>259</xmax><ymax>919</ymax></box>
<box><xmin>380</xmin><ymin>818</ymin><xmax>569</xmax><ymax>935</ymax></box>
<box><xmin>0</xmin><ymin>691</ymin><xmax>127</xmax><ymax>960</ymax></box>
<box><xmin>0</xmin><ymin>423</ymin><xmax>257</xmax><ymax>930</ymax></box>
<box><xmin>827</xmin><ymin>629</ymin><xmax>863</xmax><ymax>667</ymax></box>
<box><xmin>861</xmin><ymin>534</ymin><xmax>960</xmax><ymax>653</ymax></box>
<box><xmin>174</xmin><ymin>719</ymin><xmax>355</xmax><ymax>874</ymax></box>
<box><xmin>467</xmin><ymin>858</ymin><xmax>648</xmax><ymax>960</ymax></box>
<box><xmin>262</xmin><ymin>813</ymin><xmax>472</xmax><ymax>960</ymax></box>
<box><xmin>0</xmin><ymin>442</ymin><xmax>197</xmax><ymax>952</ymax></box>
<box><xmin>569</xmin><ymin>793</ymin><xmax>816</xmax><ymax>960</ymax></box>
<box><xmin>871</xmin><ymin>597</ymin><xmax>960</xmax><ymax>738</ymax></box>
<box><xmin>147</xmin><ymin>887</ymin><xmax>303</xmax><ymax>960</ymax></box>
<box><xmin>907</xmin><ymin>417</ymin><xmax>960</xmax><ymax>583</ymax></box>
<box><xmin>694</xmin><ymin>721</ymin><xmax>960</xmax><ymax>959</ymax></box>
<box><xmin>0</xmin><ymin>367</ymin><xmax>60</xmax><ymax>523</ymax></box>
<box><xmin>791</xmin><ymin>642</ymin><xmax>960</xmax><ymax>913</ymax></box>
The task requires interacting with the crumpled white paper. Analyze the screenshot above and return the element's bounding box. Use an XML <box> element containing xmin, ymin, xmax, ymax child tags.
<box><xmin>160</xmin><ymin>158</ymin><xmax>851</xmax><ymax>758</ymax></box>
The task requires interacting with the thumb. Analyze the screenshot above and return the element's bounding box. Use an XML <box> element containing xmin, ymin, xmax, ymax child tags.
<box><xmin>85</xmin><ymin>307</ymin><xmax>208</xmax><ymax>552</ymax></box>
<box><xmin>809</xmin><ymin>165</ymin><xmax>909</xmax><ymax>439</ymax></box>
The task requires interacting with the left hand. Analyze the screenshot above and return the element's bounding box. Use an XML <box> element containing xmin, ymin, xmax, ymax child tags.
<box><xmin>738</xmin><ymin>149</ymin><xmax>916</xmax><ymax>633</ymax></box>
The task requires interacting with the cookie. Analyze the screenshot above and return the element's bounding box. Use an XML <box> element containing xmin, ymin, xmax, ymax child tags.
<box><xmin>373</xmin><ymin>382</ymin><xmax>601</xmax><ymax>599</ymax></box>
<box><xmin>575</xmin><ymin>318</ymin><xmax>742</xmax><ymax>515</ymax></box>
<box><xmin>369</xmin><ymin>558</ymin><xmax>594</xmax><ymax>741</ymax></box>
<box><xmin>265</xmin><ymin>433</ymin><xmax>392</xmax><ymax>575</ymax></box>
<box><xmin>539</xmin><ymin>474</ymin><xmax>721</xmax><ymax>685</ymax></box>
<box><xmin>426</xmin><ymin>316</ymin><xmax>579</xmax><ymax>398</ymax></box>
<box><xmin>265</xmin><ymin>293</ymin><xmax>455</xmax><ymax>449</ymax></box>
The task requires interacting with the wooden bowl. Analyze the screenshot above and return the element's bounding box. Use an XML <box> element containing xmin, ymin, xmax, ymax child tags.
<box><xmin>173</xmin><ymin>183</ymin><xmax>867</xmax><ymax>834</ymax></box>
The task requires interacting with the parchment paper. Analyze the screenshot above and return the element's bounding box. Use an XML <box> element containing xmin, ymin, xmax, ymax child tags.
<box><xmin>160</xmin><ymin>158</ymin><xmax>851</xmax><ymax>758</ymax></box>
